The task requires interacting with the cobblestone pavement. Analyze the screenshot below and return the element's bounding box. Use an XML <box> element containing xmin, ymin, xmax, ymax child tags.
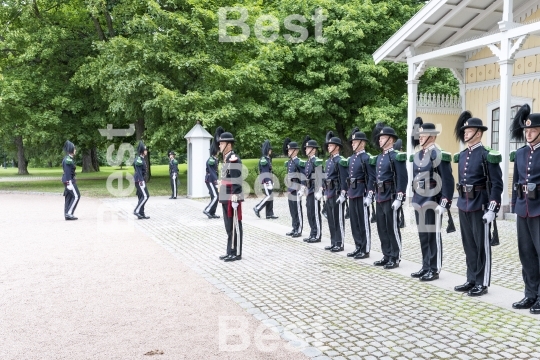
<box><xmin>108</xmin><ymin>195</ymin><xmax>540</xmax><ymax>360</ymax></box>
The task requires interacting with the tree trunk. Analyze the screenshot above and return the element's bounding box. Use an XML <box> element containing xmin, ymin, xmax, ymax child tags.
<box><xmin>145</xmin><ymin>148</ymin><xmax>151</xmax><ymax>182</ymax></box>
<box><xmin>90</xmin><ymin>147</ymin><xmax>100</xmax><ymax>172</ymax></box>
<box><xmin>14</xmin><ymin>135</ymin><xmax>29</xmax><ymax>175</ymax></box>
<box><xmin>47</xmin><ymin>161</ymin><xmax>52</xmax><ymax>168</ymax></box>
<box><xmin>135</xmin><ymin>117</ymin><xmax>144</xmax><ymax>140</ymax></box>
<box><xmin>81</xmin><ymin>149</ymin><xmax>95</xmax><ymax>173</ymax></box>
<box><xmin>336</xmin><ymin>123</ymin><xmax>352</xmax><ymax>157</ymax></box>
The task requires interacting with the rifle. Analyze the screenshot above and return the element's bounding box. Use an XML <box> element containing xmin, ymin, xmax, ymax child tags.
<box><xmin>482</xmin><ymin>155</ymin><xmax>500</xmax><ymax>246</ymax></box>
<box><xmin>389</xmin><ymin>157</ymin><xmax>405</xmax><ymax>228</ymax></box>
<box><xmin>431</xmin><ymin>151</ymin><xmax>456</xmax><ymax>233</ymax></box>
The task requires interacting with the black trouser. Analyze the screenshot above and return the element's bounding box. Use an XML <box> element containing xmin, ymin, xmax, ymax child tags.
<box><xmin>458</xmin><ymin>209</ymin><xmax>491</xmax><ymax>286</ymax></box>
<box><xmin>64</xmin><ymin>182</ymin><xmax>80</xmax><ymax>216</ymax></box>
<box><xmin>306</xmin><ymin>193</ymin><xmax>321</xmax><ymax>239</ymax></box>
<box><xmin>288</xmin><ymin>192</ymin><xmax>303</xmax><ymax>233</ymax></box>
<box><xmin>376</xmin><ymin>200</ymin><xmax>402</xmax><ymax>261</ymax></box>
<box><xmin>415</xmin><ymin>206</ymin><xmax>443</xmax><ymax>273</ymax></box>
<box><xmin>134</xmin><ymin>181</ymin><xmax>149</xmax><ymax>215</ymax></box>
<box><xmin>222</xmin><ymin>203</ymin><xmax>243</xmax><ymax>256</ymax></box>
<box><xmin>327</xmin><ymin>197</ymin><xmax>345</xmax><ymax>247</ymax></box>
<box><xmin>170</xmin><ymin>173</ymin><xmax>178</xmax><ymax>197</ymax></box>
<box><xmin>517</xmin><ymin>216</ymin><xmax>540</xmax><ymax>298</ymax></box>
<box><xmin>350</xmin><ymin>197</ymin><xmax>370</xmax><ymax>253</ymax></box>
<box><xmin>205</xmin><ymin>182</ymin><xmax>219</xmax><ymax>215</ymax></box>
<box><xmin>255</xmin><ymin>182</ymin><xmax>274</xmax><ymax>217</ymax></box>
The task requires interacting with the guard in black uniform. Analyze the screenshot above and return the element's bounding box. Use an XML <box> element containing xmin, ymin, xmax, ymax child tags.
<box><xmin>204</xmin><ymin>135</ymin><xmax>220</xmax><ymax>219</ymax></box>
<box><xmin>254</xmin><ymin>140</ymin><xmax>278</xmax><ymax>219</ymax></box>
<box><xmin>169</xmin><ymin>151</ymin><xmax>179</xmax><ymax>199</ymax></box>
<box><xmin>133</xmin><ymin>140</ymin><xmax>150</xmax><ymax>219</ymax></box>
<box><xmin>62</xmin><ymin>140</ymin><xmax>80</xmax><ymax>220</ymax></box>
<box><xmin>370</xmin><ymin>124</ymin><xmax>408</xmax><ymax>269</ymax></box>
<box><xmin>216</xmin><ymin>127</ymin><xmax>244</xmax><ymax>262</ymax></box>
<box><xmin>453</xmin><ymin>111</ymin><xmax>503</xmax><ymax>296</ymax></box>
<box><xmin>284</xmin><ymin>139</ymin><xmax>305</xmax><ymax>238</ymax></box>
<box><xmin>320</xmin><ymin>131</ymin><xmax>348</xmax><ymax>252</ymax></box>
<box><xmin>344</xmin><ymin>129</ymin><xmax>375</xmax><ymax>259</ymax></box>
<box><xmin>510</xmin><ymin>104</ymin><xmax>540</xmax><ymax>313</ymax></box>
<box><xmin>301</xmin><ymin>136</ymin><xmax>324</xmax><ymax>243</ymax></box>
<box><xmin>410</xmin><ymin>118</ymin><xmax>454</xmax><ymax>281</ymax></box>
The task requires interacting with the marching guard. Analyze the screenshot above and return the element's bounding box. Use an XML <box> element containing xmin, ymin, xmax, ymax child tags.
<box><xmin>370</xmin><ymin>124</ymin><xmax>408</xmax><ymax>269</ymax></box>
<box><xmin>203</xmin><ymin>136</ymin><xmax>220</xmax><ymax>219</ymax></box>
<box><xmin>321</xmin><ymin>131</ymin><xmax>348</xmax><ymax>252</ymax></box>
<box><xmin>62</xmin><ymin>140</ymin><xmax>80</xmax><ymax>220</ymax></box>
<box><xmin>133</xmin><ymin>140</ymin><xmax>150</xmax><ymax>219</ymax></box>
<box><xmin>410</xmin><ymin>118</ymin><xmax>454</xmax><ymax>281</ymax></box>
<box><xmin>344</xmin><ymin>129</ymin><xmax>375</xmax><ymax>259</ymax></box>
<box><xmin>453</xmin><ymin>111</ymin><xmax>503</xmax><ymax>296</ymax></box>
<box><xmin>168</xmin><ymin>151</ymin><xmax>179</xmax><ymax>199</ymax></box>
<box><xmin>253</xmin><ymin>140</ymin><xmax>278</xmax><ymax>220</ymax></box>
<box><xmin>302</xmin><ymin>136</ymin><xmax>324</xmax><ymax>243</ymax></box>
<box><xmin>284</xmin><ymin>139</ymin><xmax>305</xmax><ymax>238</ymax></box>
<box><xmin>510</xmin><ymin>104</ymin><xmax>540</xmax><ymax>313</ymax></box>
<box><xmin>215</xmin><ymin>127</ymin><xmax>244</xmax><ymax>262</ymax></box>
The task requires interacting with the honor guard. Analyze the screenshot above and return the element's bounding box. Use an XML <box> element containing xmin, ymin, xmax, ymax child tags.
<box><xmin>370</xmin><ymin>124</ymin><xmax>408</xmax><ymax>269</ymax></box>
<box><xmin>133</xmin><ymin>141</ymin><xmax>150</xmax><ymax>219</ymax></box>
<box><xmin>283</xmin><ymin>139</ymin><xmax>305</xmax><ymax>238</ymax></box>
<box><xmin>301</xmin><ymin>136</ymin><xmax>324</xmax><ymax>243</ymax></box>
<box><xmin>62</xmin><ymin>140</ymin><xmax>80</xmax><ymax>220</ymax></box>
<box><xmin>215</xmin><ymin>127</ymin><xmax>244</xmax><ymax>262</ymax></box>
<box><xmin>409</xmin><ymin>118</ymin><xmax>455</xmax><ymax>281</ymax></box>
<box><xmin>510</xmin><ymin>104</ymin><xmax>540</xmax><ymax>313</ymax></box>
<box><xmin>320</xmin><ymin>131</ymin><xmax>348</xmax><ymax>252</ymax></box>
<box><xmin>203</xmin><ymin>133</ymin><xmax>220</xmax><ymax>219</ymax></box>
<box><xmin>254</xmin><ymin>140</ymin><xmax>278</xmax><ymax>219</ymax></box>
<box><xmin>343</xmin><ymin>129</ymin><xmax>375</xmax><ymax>259</ymax></box>
<box><xmin>168</xmin><ymin>151</ymin><xmax>179</xmax><ymax>199</ymax></box>
<box><xmin>453</xmin><ymin>111</ymin><xmax>503</xmax><ymax>296</ymax></box>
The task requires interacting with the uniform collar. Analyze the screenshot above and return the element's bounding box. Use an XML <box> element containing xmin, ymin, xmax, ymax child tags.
<box><xmin>355</xmin><ymin>150</ymin><xmax>365</xmax><ymax>155</ymax></box>
<box><xmin>423</xmin><ymin>144</ymin><xmax>436</xmax><ymax>152</ymax></box>
<box><xmin>224</xmin><ymin>151</ymin><xmax>232</xmax><ymax>159</ymax></box>
<box><xmin>383</xmin><ymin>148</ymin><xmax>393</xmax><ymax>155</ymax></box>
<box><xmin>291</xmin><ymin>156</ymin><xmax>298</xmax><ymax>160</ymax></box>
<box><xmin>309</xmin><ymin>155</ymin><xmax>316</xmax><ymax>159</ymax></box>
<box><xmin>331</xmin><ymin>153</ymin><xmax>340</xmax><ymax>158</ymax></box>
<box><xmin>468</xmin><ymin>142</ymin><xmax>483</xmax><ymax>151</ymax></box>
<box><xmin>528</xmin><ymin>142</ymin><xmax>540</xmax><ymax>150</ymax></box>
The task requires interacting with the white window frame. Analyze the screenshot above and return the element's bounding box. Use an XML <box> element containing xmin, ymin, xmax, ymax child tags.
<box><xmin>486</xmin><ymin>96</ymin><xmax>534</xmax><ymax>148</ymax></box>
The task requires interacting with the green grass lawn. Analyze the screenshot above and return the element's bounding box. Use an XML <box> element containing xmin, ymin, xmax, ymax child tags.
<box><xmin>0</xmin><ymin>158</ymin><xmax>291</xmax><ymax>198</ymax></box>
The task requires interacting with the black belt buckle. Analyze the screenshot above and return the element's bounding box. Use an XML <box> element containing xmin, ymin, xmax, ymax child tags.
<box><xmin>528</xmin><ymin>183</ymin><xmax>537</xmax><ymax>199</ymax></box>
<box><xmin>377</xmin><ymin>181</ymin><xmax>384</xmax><ymax>192</ymax></box>
<box><xmin>349</xmin><ymin>177</ymin><xmax>357</xmax><ymax>189</ymax></box>
<box><xmin>465</xmin><ymin>184</ymin><xmax>475</xmax><ymax>199</ymax></box>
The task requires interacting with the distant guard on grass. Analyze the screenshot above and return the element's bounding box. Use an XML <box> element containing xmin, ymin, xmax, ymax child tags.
<box><xmin>283</xmin><ymin>138</ymin><xmax>305</xmax><ymax>238</ymax></box>
<box><xmin>203</xmin><ymin>131</ymin><xmax>220</xmax><ymax>219</ymax></box>
<box><xmin>254</xmin><ymin>140</ymin><xmax>278</xmax><ymax>220</ymax></box>
<box><xmin>168</xmin><ymin>151</ymin><xmax>179</xmax><ymax>199</ymax></box>
<box><xmin>62</xmin><ymin>140</ymin><xmax>80</xmax><ymax>220</ymax></box>
<box><xmin>133</xmin><ymin>140</ymin><xmax>150</xmax><ymax>220</ymax></box>
<box><xmin>302</xmin><ymin>136</ymin><xmax>324</xmax><ymax>243</ymax></box>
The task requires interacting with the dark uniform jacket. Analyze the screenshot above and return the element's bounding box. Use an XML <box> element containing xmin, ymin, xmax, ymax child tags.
<box><xmin>61</xmin><ymin>155</ymin><xmax>76</xmax><ymax>183</ymax></box>
<box><xmin>304</xmin><ymin>155</ymin><xmax>323</xmax><ymax>195</ymax></box>
<box><xmin>511</xmin><ymin>143</ymin><xmax>540</xmax><ymax>217</ymax></box>
<box><xmin>411</xmin><ymin>145</ymin><xmax>454</xmax><ymax>208</ymax></box>
<box><xmin>133</xmin><ymin>155</ymin><xmax>146</xmax><ymax>182</ymax></box>
<box><xmin>259</xmin><ymin>155</ymin><xmax>273</xmax><ymax>183</ymax></box>
<box><xmin>169</xmin><ymin>158</ymin><xmax>179</xmax><ymax>175</ymax></box>
<box><xmin>324</xmin><ymin>154</ymin><xmax>348</xmax><ymax>199</ymax></box>
<box><xmin>370</xmin><ymin>148</ymin><xmax>408</xmax><ymax>203</ymax></box>
<box><xmin>286</xmin><ymin>156</ymin><xmax>305</xmax><ymax>194</ymax></box>
<box><xmin>219</xmin><ymin>151</ymin><xmax>243</xmax><ymax>203</ymax></box>
<box><xmin>205</xmin><ymin>156</ymin><xmax>218</xmax><ymax>184</ymax></box>
<box><xmin>453</xmin><ymin>143</ymin><xmax>503</xmax><ymax>213</ymax></box>
<box><xmin>343</xmin><ymin>150</ymin><xmax>375</xmax><ymax>199</ymax></box>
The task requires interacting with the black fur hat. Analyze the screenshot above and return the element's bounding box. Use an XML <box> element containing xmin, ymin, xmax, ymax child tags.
<box><xmin>261</xmin><ymin>140</ymin><xmax>272</xmax><ymax>156</ymax></box>
<box><xmin>510</xmin><ymin>104</ymin><xmax>531</xmax><ymax>142</ymax></box>
<box><xmin>63</xmin><ymin>140</ymin><xmax>75</xmax><ymax>154</ymax></box>
<box><xmin>371</xmin><ymin>122</ymin><xmax>386</xmax><ymax>149</ymax></box>
<box><xmin>211</xmin><ymin>126</ymin><xmax>224</xmax><ymax>155</ymax></box>
<box><xmin>301</xmin><ymin>135</ymin><xmax>311</xmax><ymax>156</ymax></box>
<box><xmin>411</xmin><ymin>117</ymin><xmax>423</xmax><ymax>148</ymax></box>
<box><xmin>137</xmin><ymin>140</ymin><xmax>146</xmax><ymax>154</ymax></box>
<box><xmin>454</xmin><ymin>111</ymin><xmax>472</xmax><ymax>142</ymax></box>
<box><xmin>282</xmin><ymin>138</ymin><xmax>291</xmax><ymax>156</ymax></box>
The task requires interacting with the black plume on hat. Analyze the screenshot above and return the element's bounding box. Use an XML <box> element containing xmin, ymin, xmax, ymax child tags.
<box><xmin>63</xmin><ymin>140</ymin><xmax>75</xmax><ymax>154</ymax></box>
<box><xmin>394</xmin><ymin>139</ymin><xmax>403</xmax><ymax>151</ymax></box>
<box><xmin>261</xmin><ymin>140</ymin><xmax>272</xmax><ymax>157</ymax></box>
<box><xmin>510</xmin><ymin>104</ymin><xmax>531</xmax><ymax>142</ymax></box>
<box><xmin>371</xmin><ymin>122</ymin><xmax>385</xmax><ymax>149</ymax></box>
<box><xmin>282</xmin><ymin>138</ymin><xmax>291</xmax><ymax>156</ymax></box>
<box><xmin>301</xmin><ymin>135</ymin><xmax>311</xmax><ymax>156</ymax></box>
<box><xmin>411</xmin><ymin>117</ymin><xmax>423</xmax><ymax>148</ymax></box>
<box><xmin>211</xmin><ymin>126</ymin><xmax>224</xmax><ymax>156</ymax></box>
<box><xmin>349</xmin><ymin>127</ymin><xmax>360</xmax><ymax>143</ymax></box>
<box><xmin>137</xmin><ymin>140</ymin><xmax>146</xmax><ymax>154</ymax></box>
<box><xmin>324</xmin><ymin>131</ymin><xmax>334</xmax><ymax>152</ymax></box>
<box><xmin>454</xmin><ymin>111</ymin><xmax>472</xmax><ymax>142</ymax></box>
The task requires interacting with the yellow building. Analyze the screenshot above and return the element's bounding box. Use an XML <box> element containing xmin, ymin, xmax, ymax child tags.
<box><xmin>373</xmin><ymin>0</ymin><xmax>540</xmax><ymax>213</ymax></box>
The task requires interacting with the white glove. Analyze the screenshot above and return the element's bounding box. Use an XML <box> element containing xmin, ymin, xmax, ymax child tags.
<box><xmin>391</xmin><ymin>199</ymin><xmax>402</xmax><ymax>210</ymax></box>
<box><xmin>435</xmin><ymin>205</ymin><xmax>446</xmax><ymax>215</ymax></box>
<box><xmin>482</xmin><ymin>210</ymin><xmax>495</xmax><ymax>224</ymax></box>
<box><xmin>231</xmin><ymin>202</ymin><xmax>239</xmax><ymax>209</ymax></box>
<box><xmin>364</xmin><ymin>196</ymin><xmax>373</xmax><ymax>207</ymax></box>
<box><xmin>337</xmin><ymin>192</ymin><xmax>346</xmax><ymax>204</ymax></box>
<box><xmin>266</xmin><ymin>182</ymin><xmax>273</xmax><ymax>191</ymax></box>
<box><xmin>299</xmin><ymin>186</ymin><xmax>306</xmax><ymax>197</ymax></box>
<box><xmin>323</xmin><ymin>195</ymin><xmax>327</xmax><ymax>202</ymax></box>
<box><xmin>314</xmin><ymin>191</ymin><xmax>322</xmax><ymax>201</ymax></box>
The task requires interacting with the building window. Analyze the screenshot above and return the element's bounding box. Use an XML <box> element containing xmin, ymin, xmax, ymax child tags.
<box><xmin>491</xmin><ymin>106</ymin><xmax>523</xmax><ymax>151</ymax></box>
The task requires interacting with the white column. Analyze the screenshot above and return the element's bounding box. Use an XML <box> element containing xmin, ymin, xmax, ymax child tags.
<box><xmin>406</xmin><ymin>62</ymin><xmax>419</xmax><ymax>199</ymax></box>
